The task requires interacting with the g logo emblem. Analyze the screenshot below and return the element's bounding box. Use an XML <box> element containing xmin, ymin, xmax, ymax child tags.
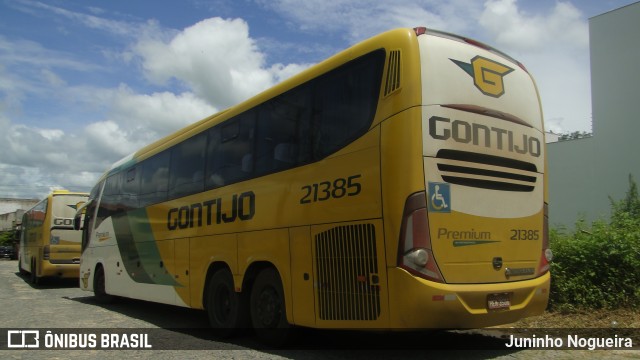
<box><xmin>451</xmin><ymin>56</ymin><xmax>514</xmax><ymax>98</ymax></box>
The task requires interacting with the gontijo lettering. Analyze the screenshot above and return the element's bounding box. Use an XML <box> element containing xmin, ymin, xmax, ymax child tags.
<box><xmin>429</xmin><ymin>116</ymin><xmax>541</xmax><ymax>157</ymax></box>
<box><xmin>167</xmin><ymin>191</ymin><xmax>255</xmax><ymax>230</ymax></box>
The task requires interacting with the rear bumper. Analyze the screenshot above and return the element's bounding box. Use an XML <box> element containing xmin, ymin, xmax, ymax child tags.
<box><xmin>387</xmin><ymin>267</ymin><xmax>550</xmax><ymax>328</ymax></box>
<box><xmin>40</xmin><ymin>261</ymin><xmax>80</xmax><ymax>279</ymax></box>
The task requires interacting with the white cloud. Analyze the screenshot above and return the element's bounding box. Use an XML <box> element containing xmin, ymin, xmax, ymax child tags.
<box><xmin>257</xmin><ymin>0</ymin><xmax>484</xmax><ymax>42</ymax></box>
<box><xmin>1</xmin><ymin>0</ymin><xmax>604</xmax><ymax>200</ymax></box>
<box><xmin>479</xmin><ymin>0</ymin><xmax>592</xmax><ymax>133</ymax></box>
<box><xmin>108</xmin><ymin>85</ymin><xmax>216</xmax><ymax>142</ymax></box>
<box><xmin>133</xmin><ymin>18</ymin><xmax>278</xmax><ymax>109</ymax></box>
<box><xmin>479</xmin><ymin>0</ymin><xmax>588</xmax><ymax>52</ymax></box>
<box><xmin>1</xmin><ymin>8</ymin><xmax>316</xmax><ymax>199</ymax></box>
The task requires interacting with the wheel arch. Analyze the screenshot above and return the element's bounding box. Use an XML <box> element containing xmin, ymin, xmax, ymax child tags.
<box><xmin>202</xmin><ymin>261</ymin><xmax>233</xmax><ymax>310</ymax></box>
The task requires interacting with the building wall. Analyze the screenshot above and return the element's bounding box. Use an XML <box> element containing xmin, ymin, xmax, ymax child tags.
<box><xmin>590</xmin><ymin>2</ymin><xmax>640</xmax><ymax>221</ymax></box>
<box><xmin>0</xmin><ymin>198</ymin><xmax>39</xmax><ymax>215</ymax></box>
<box><xmin>547</xmin><ymin>137</ymin><xmax>600</xmax><ymax>228</ymax></box>
<box><xmin>0</xmin><ymin>210</ymin><xmax>25</xmax><ymax>232</ymax></box>
<box><xmin>547</xmin><ymin>2</ymin><xmax>640</xmax><ymax>228</ymax></box>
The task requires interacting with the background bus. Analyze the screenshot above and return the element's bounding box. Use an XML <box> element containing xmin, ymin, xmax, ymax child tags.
<box><xmin>19</xmin><ymin>190</ymin><xmax>89</xmax><ymax>284</ymax></box>
<box><xmin>79</xmin><ymin>27</ymin><xmax>550</xmax><ymax>343</ymax></box>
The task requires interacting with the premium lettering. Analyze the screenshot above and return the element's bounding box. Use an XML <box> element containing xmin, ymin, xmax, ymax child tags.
<box><xmin>437</xmin><ymin>227</ymin><xmax>491</xmax><ymax>240</ymax></box>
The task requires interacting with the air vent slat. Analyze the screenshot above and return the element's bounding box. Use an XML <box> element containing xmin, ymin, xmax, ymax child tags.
<box><xmin>316</xmin><ymin>223</ymin><xmax>380</xmax><ymax>321</ymax></box>
<box><xmin>442</xmin><ymin>176</ymin><xmax>535</xmax><ymax>192</ymax></box>
<box><xmin>437</xmin><ymin>149</ymin><xmax>537</xmax><ymax>172</ymax></box>
<box><xmin>437</xmin><ymin>164</ymin><xmax>536</xmax><ymax>183</ymax></box>
<box><xmin>384</xmin><ymin>50</ymin><xmax>401</xmax><ymax>96</ymax></box>
<box><xmin>436</xmin><ymin>149</ymin><xmax>538</xmax><ymax>192</ymax></box>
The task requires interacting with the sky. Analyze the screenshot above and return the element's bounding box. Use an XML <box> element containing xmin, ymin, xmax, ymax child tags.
<box><xmin>0</xmin><ymin>0</ymin><xmax>637</xmax><ymax>200</ymax></box>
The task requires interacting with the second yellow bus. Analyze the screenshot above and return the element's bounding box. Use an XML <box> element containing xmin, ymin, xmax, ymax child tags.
<box><xmin>20</xmin><ymin>190</ymin><xmax>89</xmax><ymax>284</ymax></box>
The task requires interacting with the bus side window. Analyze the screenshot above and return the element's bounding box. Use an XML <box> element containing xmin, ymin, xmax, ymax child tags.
<box><xmin>311</xmin><ymin>49</ymin><xmax>384</xmax><ymax>159</ymax></box>
<box><xmin>122</xmin><ymin>167</ymin><xmax>139</xmax><ymax>210</ymax></box>
<box><xmin>168</xmin><ymin>132</ymin><xmax>207</xmax><ymax>200</ymax></box>
<box><xmin>206</xmin><ymin>114</ymin><xmax>255</xmax><ymax>189</ymax></box>
<box><xmin>139</xmin><ymin>151</ymin><xmax>170</xmax><ymax>207</ymax></box>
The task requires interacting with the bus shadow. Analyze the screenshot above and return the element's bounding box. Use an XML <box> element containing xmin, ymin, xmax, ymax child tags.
<box><xmin>66</xmin><ymin>295</ymin><xmax>521</xmax><ymax>358</ymax></box>
<box><xmin>13</xmin><ymin>271</ymin><xmax>79</xmax><ymax>289</ymax></box>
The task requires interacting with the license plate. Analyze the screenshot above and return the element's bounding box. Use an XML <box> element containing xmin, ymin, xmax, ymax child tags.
<box><xmin>487</xmin><ymin>293</ymin><xmax>511</xmax><ymax>310</ymax></box>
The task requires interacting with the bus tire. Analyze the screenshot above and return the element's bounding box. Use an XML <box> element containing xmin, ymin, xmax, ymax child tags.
<box><xmin>29</xmin><ymin>258</ymin><xmax>40</xmax><ymax>285</ymax></box>
<box><xmin>250</xmin><ymin>267</ymin><xmax>291</xmax><ymax>346</ymax></box>
<box><xmin>93</xmin><ymin>265</ymin><xmax>114</xmax><ymax>304</ymax></box>
<box><xmin>206</xmin><ymin>269</ymin><xmax>249</xmax><ymax>337</ymax></box>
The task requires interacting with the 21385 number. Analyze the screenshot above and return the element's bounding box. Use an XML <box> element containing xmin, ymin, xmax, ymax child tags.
<box><xmin>300</xmin><ymin>175</ymin><xmax>362</xmax><ymax>204</ymax></box>
<box><xmin>510</xmin><ymin>229</ymin><xmax>540</xmax><ymax>240</ymax></box>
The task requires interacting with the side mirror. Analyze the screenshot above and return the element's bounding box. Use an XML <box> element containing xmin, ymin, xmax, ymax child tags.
<box><xmin>73</xmin><ymin>214</ymin><xmax>83</xmax><ymax>231</ymax></box>
<box><xmin>73</xmin><ymin>201</ymin><xmax>89</xmax><ymax>231</ymax></box>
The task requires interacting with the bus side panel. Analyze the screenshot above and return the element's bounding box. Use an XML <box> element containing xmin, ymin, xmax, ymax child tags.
<box><xmin>82</xmin><ymin>216</ymin><xmax>185</xmax><ymax>306</ymax></box>
<box><xmin>21</xmin><ymin>224</ymin><xmax>38</xmax><ymax>274</ymax></box>
<box><xmin>380</xmin><ymin>107</ymin><xmax>427</xmax><ymax>268</ymax></box>
<box><xmin>189</xmin><ymin>234</ymin><xmax>237</xmax><ymax>309</ymax></box>
<box><xmin>289</xmin><ymin>226</ymin><xmax>315</xmax><ymax>327</ymax></box>
<box><xmin>238</xmin><ymin>229</ymin><xmax>292</xmax><ymax>321</ymax></box>
<box><xmin>311</xmin><ymin>219</ymin><xmax>388</xmax><ymax>329</ymax></box>
<box><xmin>174</xmin><ymin>237</ymin><xmax>190</xmax><ymax>306</ymax></box>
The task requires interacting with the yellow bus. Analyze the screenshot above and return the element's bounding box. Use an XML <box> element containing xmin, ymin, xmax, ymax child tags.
<box><xmin>19</xmin><ymin>190</ymin><xmax>89</xmax><ymax>284</ymax></box>
<box><xmin>78</xmin><ymin>27</ymin><xmax>550</xmax><ymax>342</ymax></box>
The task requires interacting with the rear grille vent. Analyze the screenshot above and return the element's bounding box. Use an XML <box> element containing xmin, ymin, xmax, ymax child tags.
<box><xmin>384</xmin><ymin>50</ymin><xmax>401</xmax><ymax>96</ymax></box>
<box><xmin>315</xmin><ymin>223</ymin><xmax>380</xmax><ymax>321</ymax></box>
<box><xmin>436</xmin><ymin>149</ymin><xmax>538</xmax><ymax>192</ymax></box>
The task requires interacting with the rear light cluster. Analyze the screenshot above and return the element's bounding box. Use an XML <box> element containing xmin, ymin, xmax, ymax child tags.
<box><xmin>398</xmin><ymin>192</ymin><xmax>444</xmax><ymax>283</ymax></box>
<box><xmin>43</xmin><ymin>245</ymin><xmax>50</xmax><ymax>261</ymax></box>
<box><xmin>537</xmin><ymin>203</ymin><xmax>553</xmax><ymax>276</ymax></box>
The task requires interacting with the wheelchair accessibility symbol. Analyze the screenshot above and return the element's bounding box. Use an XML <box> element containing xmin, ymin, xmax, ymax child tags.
<box><xmin>428</xmin><ymin>182</ymin><xmax>451</xmax><ymax>213</ymax></box>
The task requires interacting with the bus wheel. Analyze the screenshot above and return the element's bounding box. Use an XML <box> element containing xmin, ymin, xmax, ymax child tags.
<box><xmin>250</xmin><ymin>267</ymin><xmax>291</xmax><ymax>346</ymax></box>
<box><xmin>206</xmin><ymin>269</ymin><xmax>248</xmax><ymax>337</ymax></box>
<box><xmin>29</xmin><ymin>258</ymin><xmax>39</xmax><ymax>285</ymax></box>
<box><xmin>93</xmin><ymin>265</ymin><xmax>114</xmax><ymax>304</ymax></box>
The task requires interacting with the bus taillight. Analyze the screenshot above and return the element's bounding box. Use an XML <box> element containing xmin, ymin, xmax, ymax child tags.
<box><xmin>537</xmin><ymin>203</ymin><xmax>552</xmax><ymax>276</ymax></box>
<box><xmin>413</xmin><ymin>27</ymin><xmax>427</xmax><ymax>36</ymax></box>
<box><xmin>398</xmin><ymin>192</ymin><xmax>444</xmax><ymax>283</ymax></box>
<box><xmin>43</xmin><ymin>245</ymin><xmax>50</xmax><ymax>261</ymax></box>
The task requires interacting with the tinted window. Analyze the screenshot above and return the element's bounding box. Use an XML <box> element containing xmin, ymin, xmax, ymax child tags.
<box><xmin>255</xmin><ymin>87</ymin><xmax>312</xmax><ymax>175</ymax></box>
<box><xmin>96</xmin><ymin>174</ymin><xmax>121</xmax><ymax>226</ymax></box>
<box><xmin>206</xmin><ymin>113</ymin><xmax>255</xmax><ymax>188</ymax></box>
<box><xmin>94</xmin><ymin>49</ymin><xmax>385</xmax><ymax>209</ymax></box>
<box><xmin>139</xmin><ymin>151</ymin><xmax>170</xmax><ymax>207</ymax></box>
<box><xmin>121</xmin><ymin>167</ymin><xmax>139</xmax><ymax>209</ymax></box>
<box><xmin>168</xmin><ymin>132</ymin><xmax>207</xmax><ymax>199</ymax></box>
<box><xmin>311</xmin><ymin>49</ymin><xmax>385</xmax><ymax>158</ymax></box>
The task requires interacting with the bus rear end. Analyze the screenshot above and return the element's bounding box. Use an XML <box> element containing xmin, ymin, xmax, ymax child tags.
<box><xmin>42</xmin><ymin>192</ymin><xmax>88</xmax><ymax>279</ymax></box>
<box><xmin>389</xmin><ymin>28</ymin><xmax>550</xmax><ymax>328</ymax></box>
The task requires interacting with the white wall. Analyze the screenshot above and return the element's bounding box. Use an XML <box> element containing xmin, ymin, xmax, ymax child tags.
<box><xmin>547</xmin><ymin>2</ymin><xmax>640</xmax><ymax>229</ymax></box>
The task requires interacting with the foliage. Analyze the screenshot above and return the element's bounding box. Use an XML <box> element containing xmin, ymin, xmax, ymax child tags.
<box><xmin>0</xmin><ymin>231</ymin><xmax>16</xmax><ymax>246</ymax></box>
<box><xmin>549</xmin><ymin>175</ymin><xmax>640</xmax><ymax>311</ymax></box>
<box><xmin>557</xmin><ymin>131</ymin><xmax>593</xmax><ymax>141</ymax></box>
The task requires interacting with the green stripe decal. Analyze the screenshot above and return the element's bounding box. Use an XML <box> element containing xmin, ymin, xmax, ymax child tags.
<box><xmin>453</xmin><ymin>240</ymin><xmax>500</xmax><ymax>247</ymax></box>
<box><xmin>112</xmin><ymin>209</ymin><xmax>181</xmax><ymax>286</ymax></box>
